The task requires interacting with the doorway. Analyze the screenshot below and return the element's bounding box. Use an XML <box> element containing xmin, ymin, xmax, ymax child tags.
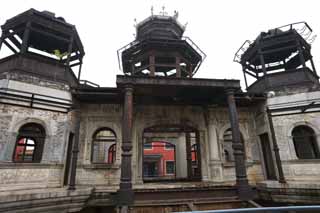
<box><xmin>259</xmin><ymin>133</ymin><xmax>277</xmax><ymax>180</ymax></box>
<box><xmin>63</xmin><ymin>132</ymin><xmax>74</xmax><ymax>186</ymax></box>
<box><xmin>142</xmin><ymin>125</ymin><xmax>201</xmax><ymax>182</ymax></box>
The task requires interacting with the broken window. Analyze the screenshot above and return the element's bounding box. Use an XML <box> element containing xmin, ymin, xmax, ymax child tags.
<box><xmin>92</xmin><ymin>128</ymin><xmax>117</xmax><ymax>164</ymax></box>
<box><xmin>292</xmin><ymin>125</ymin><xmax>320</xmax><ymax>159</ymax></box>
<box><xmin>13</xmin><ymin>123</ymin><xmax>45</xmax><ymax>163</ymax></box>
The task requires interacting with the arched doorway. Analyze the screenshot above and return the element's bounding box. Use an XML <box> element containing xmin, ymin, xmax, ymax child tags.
<box><xmin>142</xmin><ymin>124</ymin><xmax>201</xmax><ymax>182</ymax></box>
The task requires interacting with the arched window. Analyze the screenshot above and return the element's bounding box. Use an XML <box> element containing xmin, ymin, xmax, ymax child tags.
<box><xmin>13</xmin><ymin>123</ymin><xmax>46</xmax><ymax>163</ymax></box>
<box><xmin>92</xmin><ymin>128</ymin><xmax>117</xmax><ymax>164</ymax></box>
<box><xmin>292</xmin><ymin>125</ymin><xmax>320</xmax><ymax>159</ymax></box>
<box><xmin>223</xmin><ymin>128</ymin><xmax>245</xmax><ymax>162</ymax></box>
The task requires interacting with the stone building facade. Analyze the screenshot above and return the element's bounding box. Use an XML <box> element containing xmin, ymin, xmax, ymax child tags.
<box><xmin>0</xmin><ymin>9</ymin><xmax>319</xmax><ymax>213</ymax></box>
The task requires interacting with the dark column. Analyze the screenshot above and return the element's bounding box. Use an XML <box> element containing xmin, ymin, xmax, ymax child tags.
<box><xmin>259</xmin><ymin>50</ymin><xmax>269</xmax><ymax>89</ymax></box>
<box><xmin>226</xmin><ymin>89</ymin><xmax>253</xmax><ymax>200</ymax></box>
<box><xmin>195</xmin><ymin>130</ymin><xmax>202</xmax><ymax>178</ymax></box>
<box><xmin>21</xmin><ymin>22</ymin><xmax>31</xmax><ymax>54</ymax></box>
<box><xmin>118</xmin><ymin>86</ymin><xmax>134</xmax><ymax>211</ymax></box>
<box><xmin>68</xmin><ymin>107</ymin><xmax>81</xmax><ymax>190</ymax></box>
<box><xmin>266</xmin><ymin>108</ymin><xmax>286</xmax><ymax>183</ymax></box>
<box><xmin>149</xmin><ymin>54</ymin><xmax>155</xmax><ymax>76</ymax></box>
<box><xmin>188</xmin><ymin>63</ymin><xmax>193</xmax><ymax>78</ymax></box>
<box><xmin>0</xmin><ymin>34</ymin><xmax>4</xmax><ymax>51</ymax></box>
<box><xmin>77</xmin><ymin>59</ymin><xmax>83</xmax><ymax>81</ymax></box>
<box><xmin>297</xmin><ymin>41</ymin><xmax>306</xmax><ymax>68</ymax></box>
<box><xmin>176</xmin><ymin>56</ymin><xmax>181</xmax><ymax>77</ymax></box>
<box><xmin>310</xmin><ymin>56</ymin><xmax>317</xmax><ymax>76</ymax></box>
<box><xmin>185</xmin><ymin>132</ymin><xmax>193</xmax><ymax>178</ymax></box>
<box><xmin>242</xmin><ymin>66</ymin><xmax>248</xmax><ymax>89</ymax></box>
<box><xmin>65</xmin><ymin>36</ymin><xmax>74</xmax><ymax>66</ymax></box>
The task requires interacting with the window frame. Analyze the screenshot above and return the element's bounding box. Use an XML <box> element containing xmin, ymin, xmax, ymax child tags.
<box><xmin>144</xmin><ymin>142</ymin><xmax>153</xmax><ymax>150</ymax></box>
<box><xmin>165</xmin><ymin>160</ymin><xmax>175</xmax><ymax>175</ymax></box>
<box><xmin>12</xmin><ymin>123</ymin><xmax>46</xmax><ymax>163</ymax></box>
<box><xmin>222</xmin><ymin>128</ymin><xmax>246</xmax><ymax>162</ymax></box>
<box><xmin>91</xmin><ymin>127</ymin><xmax>117</xmax><ymax>164</ymax></box>
<box><xmin>292</xmin><ymin>125</ymin><xmax>320</xmax><ymax>159</ymax></box>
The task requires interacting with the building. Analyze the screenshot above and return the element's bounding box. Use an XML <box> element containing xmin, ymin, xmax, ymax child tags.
<box><xmin>0</xmin><ymin>9</ymin><xmax>319</xmax><ymax>213</ymax></box>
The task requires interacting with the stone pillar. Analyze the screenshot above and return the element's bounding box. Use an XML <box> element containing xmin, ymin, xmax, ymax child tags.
<box><xmin>207</xmin><ymin>122</ymin><xmax>223</xmax><ymax>181</ymax></box>
<box><xmin>118</xmin><ymin>86</ymin><xmax>134</xmax><ymax>210</ymax></box>
<box><xmin>266</xmin><ymin>108</ymin><xmax>286</xmax><ymax>183</ymax></box>
<box><xmin>208</xmin><ymin>123</ymin><xmax>219</xmax><ymax>161</ymax></box>
<box><xmin>226</xmin><ymin>89</ymin><xmax>252</xmax><ymax>200</ymax></box>
<box><xmin>68</xmin><ymin>107</ymin><xmax>80</xmax><ymax>190</ymax></box>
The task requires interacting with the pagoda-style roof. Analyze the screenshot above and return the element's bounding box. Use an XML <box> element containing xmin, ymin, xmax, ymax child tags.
<box><xmin>136</xmin><ymin>15</ymin><xmax>185</xmax><ymax>40</ymax></box>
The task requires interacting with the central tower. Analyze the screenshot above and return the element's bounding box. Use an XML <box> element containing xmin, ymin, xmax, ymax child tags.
<box><xmin>118</xmin><ymin>11</ymin><xmax>206</xmax><ymax>78</ymax></box>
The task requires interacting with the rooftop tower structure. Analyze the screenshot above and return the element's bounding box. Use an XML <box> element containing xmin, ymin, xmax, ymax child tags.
<box><xmin>234</xmin><ymin>22</ymin><xmax>318</xmax><ymax>93</ymax></box>
<box><xmin>0</xmin><ymin>9</ymin><xmax>85</xmax><ymax>87</ymax></box>
<box><xmin>117</xmin><ymin>10</ymin><xmax>206</xmax><ymax>78</ymax></box>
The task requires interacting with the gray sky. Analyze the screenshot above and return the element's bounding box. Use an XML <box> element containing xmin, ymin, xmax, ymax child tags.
<box><xmin>1</xmin><ymin>0</ymin><xmax>320</xmax><ymax>90</ymax></box>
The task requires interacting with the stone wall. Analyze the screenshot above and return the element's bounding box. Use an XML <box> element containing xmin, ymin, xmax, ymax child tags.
<box><xmin>272</xmin><ymin>112</ymin><xmax>320</xmax><ymax>181</ymax></box>
<box><xmin>0</xmin><ymin>104</ymin><xmax>71</xmax><ymax>191</ymax></box>
<box><xmin>76</xmin><ymin>104</ymin><xmax>122</xmax><ymax>190</ymax></box>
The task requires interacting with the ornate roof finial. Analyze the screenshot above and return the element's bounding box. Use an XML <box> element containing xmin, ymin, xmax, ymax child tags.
<box><xmin>173</xmin><ymin>10</ymin><xmax>179</xmax><ymax>19</ymax></box>
<box><xmin>160</xmin><ymin>6</ymin><xmax>168</xmax><ymax>16</ymax></box>
<box><xmin>151</xmin><ymin>6</ymin><xmax>154</xmax><ymax>16</ymax></box>
<box><xmin>133</xmin><ymin>18</ymin><xmax>137</xmax><ymax>27</ymax></box>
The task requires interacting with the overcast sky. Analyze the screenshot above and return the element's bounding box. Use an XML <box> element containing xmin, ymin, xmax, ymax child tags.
<box><xmin>1</xmin><ymin>0</ymin><xmax>320</xmax><ymax>90</ymax></box>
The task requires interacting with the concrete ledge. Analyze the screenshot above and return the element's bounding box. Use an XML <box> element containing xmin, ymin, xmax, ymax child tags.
<box><xmin>0</xmin><ymin>187</ymin><xmax>93</xmax><ymax>213</ymax></box>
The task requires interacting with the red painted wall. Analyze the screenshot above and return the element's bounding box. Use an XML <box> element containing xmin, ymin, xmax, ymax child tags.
<box><xmin>144</xmin><ymin>141</ymin><xmax>175</xmax><ymax>176</ymax></box>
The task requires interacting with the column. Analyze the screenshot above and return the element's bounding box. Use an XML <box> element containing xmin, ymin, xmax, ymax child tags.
<box><xmin>297</xmin><ymin>41</ymin><xmax>306</xmax><ymax>68</ymax></box>
<box><xmin>188</xmin><ymin>63</ymin><xmax>193</xmax><ymax>78</ymax></box>
<box><xmin>310</xmin><ymin>56</ymin><xmax>317</xmax><ymax>76</ymax></box>
<box><xmin>242</xmin><ymin>66</ymin><xmax>248</xmax><ymax>89</ymax></box>
<box><xmin>208</xmin><ymin>123</ymin><xmax>219</xmax><ymax>161</ymax></box>
<box><xmin>0</xmin><ymin>34</ymin><xmax>4</xmax><ymax>51</ymax></box>
<box><xmin>226</xmin><ymin>89</ymin><xmax>253</xmax><ymax>200</ymax></box>
<box><xmin>185</xmin><ymin>132</ymin><xmax>193</xmax><ymax>178</ymax></box>
<box><xmin>208</xmin><ymin>122</ymin><xmax>223</xmax><ymax>181</ymax></box>
<box><xmin>266</xmin><ymin>108</ymin><xmax>286</xmax><ymax>183</ymax></box>
<box><xmin>176</xmin><ymin>56</ymin><xmax>181</xmax><ymax>77</ymax></box>
<box><xmin>65</xmin><ymin>36</ymin><xmax>74</xmax><ymax>66</ymax></box>
<box><xmin>68</xmin><ymin>107</ymin><xmax>81</xmax><ymax>190</ymax></box>
<box><xmin>259</xmin><ymin>50</ymin><xmax>269</xmax><ymax>89</ymax></box>
<box><xmin>118</xmin><ymin>86</ymin><xmax>134</xmax><ymax>210</ymax></box>
<box><xmin>21</xmin><ymin>22</ymin><xmax>31</xmax><ymax>54</ymax></box>
<box><xmin>149</xmin><ymin>54</ymin><xmax>155</xmax><ymax>76</ymax></box>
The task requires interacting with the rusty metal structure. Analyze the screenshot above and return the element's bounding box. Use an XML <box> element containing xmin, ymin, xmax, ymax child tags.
<box><xmin>234</xmin><ymin>22</ymin><xmax>319</xmax><ymax>93</ymax></box>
